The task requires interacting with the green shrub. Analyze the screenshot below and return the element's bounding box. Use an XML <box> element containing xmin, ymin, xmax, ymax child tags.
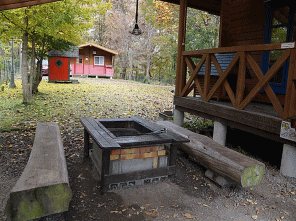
<box><xmin>183</xmin><ymin>118</ymin><xmax>214</xmax><ymax>135</ymax></box>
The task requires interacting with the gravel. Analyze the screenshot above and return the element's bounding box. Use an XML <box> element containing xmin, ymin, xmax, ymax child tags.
<box><xmin>1</xmin><ymin>128</ymin><xmax>296</xmax><ymax>221</ymax></box>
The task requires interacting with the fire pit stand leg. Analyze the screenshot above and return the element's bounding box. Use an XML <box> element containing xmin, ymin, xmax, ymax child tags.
<box><xmin>169</xmin><ymin>144</ymin><xmax>178</xmax><ymax>166</ymax></box>
<box><xmin>101</xmin><ymin>149</ymin><xmax>111</xmax><ymax>193</ymax></box>
<box><xmin>84</xmin><ymin>129</ymin><xmax>90</xmax><ymax>158</ymax></box>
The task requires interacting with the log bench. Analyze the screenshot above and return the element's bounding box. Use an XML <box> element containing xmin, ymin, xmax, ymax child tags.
<box><xmin>5</xmin><ymin>123</ymin><xmax>72</xmax><ymax>221</ymax></box>
<box><xmin>156</xmin><ymin>121</ymin><xmax>265</xmax><ymax>187</ymax></box>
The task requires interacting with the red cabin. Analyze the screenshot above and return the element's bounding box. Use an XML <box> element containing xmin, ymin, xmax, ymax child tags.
<box><xmin>70</xmin><ymin>43</ymin><xmax>118</xmax><ymax>78</ymax></box>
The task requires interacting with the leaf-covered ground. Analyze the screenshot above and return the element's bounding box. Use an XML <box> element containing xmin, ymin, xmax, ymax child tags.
<box><xmin>0</xmin><ymin>78</ymin><xmax>174</xmax><ymax>132</ymax></box>
<box><xmin>1</xmin><ymin>78</ymin><xmax>296</xmax><ymax>221</ymax></box>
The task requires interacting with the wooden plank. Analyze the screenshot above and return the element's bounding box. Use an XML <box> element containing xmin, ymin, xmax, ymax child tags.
<box><xmin>84</xmin><ymin>129</ymin><xmax>90</xmax><ymax>158</ymax></box>
<box><xmin>245</xmin><ymin>52</ymin><xmax>284</xmax><ymax>117</ymax></box>
<box><xmin>184</xmin><ymin>56</ymin><xmax>204</xmax><ymax>98</ymax></box>
<box><xmin>80</xmin><ymin>118</ymin><xmax>120</xmax><ymax>148</ymax></box>
<box><xmin>283</xmin><ymin>48</ymin><xmax>296</xmax><ymax>119</ymax></box>
<box><xmin>236</xmin><ymin>51</ymin><xmax>246</xmax><ymax>106</ymax></box>
<box><xmin>204</xmin><ymin>54</ymin><xmax>212</xmax><ymax>96</ymax></box>
<box><xmin>181</xmin><ymin>55</ymin><xmax>206</xmax><ymax>97</ymax></box>
<box><xmin>239</xmin><ymin>50</ymin><xmax>291</xmax><ymax>110</ymax></box>
<box><xmin>88</xmin><ymin>118</ymin><xmax>121</xmax><ymax>147</ymax></box>
<box><xmin>174</xmin><ymin>96</ymin><xmax>281</xmax><ymax>134</ymax></box>
<box><xmin>193</xmin><ymin>78</ymin><xmax>205</xmax><ymax>99</ymax></box>
<box><xmin>228</xmin><ymin>30</ymin><xmax>264</xmax><ymax>42</ymax></box>
<box><xmin>0</xmin><ymin>0</ymin><xmax>61</xmax><ymax>10</ymax></box>
<box><xmin>5</xmin><ymin>123</ymin><xmax>72</xmax><ymax>221</ymax></box>
<box><xmin>184</xmin><ymin>83</ymin><xmax>195</xmax><ymax>97</ymax></box>
<box><xmin>175</xmin><ymin>0</ymin><xmax>187</xmax><ymax>96</ymax></box>
<box><xmin>115</xmin><ymin>135</ymin><xmax>172</xmax><ymax>147</ymax></box>
<box><xmin>183</xmin><ymin>42</ymin><xmax>292</xmax><ymax>57</ymax></box>
<box><xmin>101</xmin><ymin>149</ymin><xmax>110</xmax><ymax>193</ymax></box>
<box><xmin>156</xmin><ymin>121</ymin><xmax>265</xmax><ymax>187</ymax></box>
<box><xmin>130</xmin><ymin>116</ymin><xmax>189</xmax><ymax>143</ymax></box>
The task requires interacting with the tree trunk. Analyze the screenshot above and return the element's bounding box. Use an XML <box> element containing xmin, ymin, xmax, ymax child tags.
<box><xmin>146</xmin><ymin>54</ymin><xmax>151</xmax><ymax>79</ymax></box>
<box><xmin>32</xmin><ymin>58</ymin><xmax>42</xmax><ymax>94</ymax></box>
<box><xmin>128</xmin><ymin>50</ymin><xmax>132</xmax><ymax>80</ymax></box>
<box><xmin>156</xmin><ymin>121</ymin><xmax>266</xmax><ymax>187</ymax></box>
<box><xmin>29</xmin><ymin>36</ymin><xmax>35</xmax><ymax>96</ymax></box>
<box><xmin>21</xmin><ymin>30</ymin><xmax>31</xmax><ymax>104</ymax></box>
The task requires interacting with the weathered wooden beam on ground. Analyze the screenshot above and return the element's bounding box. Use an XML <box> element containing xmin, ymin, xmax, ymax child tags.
<box><xmin>156</xmin><ymin>121</ymin><xmax>265</xmax><ymax>187</ymax></box>
<box><xmin>5</xmin><ymin>123</ymin><xmax>72</xmax><ymax>221</ymax></box>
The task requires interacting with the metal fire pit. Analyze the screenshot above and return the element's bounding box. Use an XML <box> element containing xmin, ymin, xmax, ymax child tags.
<box><xmin>80</xmin><ymin>116</ymin><xmax>189</xmax><ymax>192</ymax></box>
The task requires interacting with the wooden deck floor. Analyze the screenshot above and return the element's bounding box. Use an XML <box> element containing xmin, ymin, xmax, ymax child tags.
<box><xmin>174</xmin><ymin>96</ymin><xmax>295</xmax><ymax>146</ymax></box>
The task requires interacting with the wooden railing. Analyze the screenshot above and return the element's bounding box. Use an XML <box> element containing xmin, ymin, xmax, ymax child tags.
<box><xmin>177</xmin><ymin>42</ymin><xmax>296</xmax><ymax>120</ymax></box>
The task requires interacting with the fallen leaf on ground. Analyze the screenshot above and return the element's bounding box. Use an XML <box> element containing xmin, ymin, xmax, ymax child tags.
<box><xmin>79</xmin><ymin>192</ymin><xmax>86</xmax><ymax>198</ymax></box>
<box><xmin>98</xmin><ymin>203</ymin><xmax>105</xmax><ymax>208</ymax></box>
<box><xmin>77</xmin><ymin>173</ymin><xmax>85</xmax><ymax>179</ymax></box>
<box><xmin>110</xmin><ymin>210</ymin><xmax>122</xmax><ymax>214</ymax></box>
<box><xmin>184</xmin><ymin>213</ymin><xmax>194</xmax><ymax>219</ymax></box>
<box><xmin>145</xmin><ymin>211</ymin><xmax>157</xmax><ymax>217</ymax></box>
<box><xmin>252</xmin><ymin>215</ymin><xmax>257</xmax><ymax>220</ymax></box>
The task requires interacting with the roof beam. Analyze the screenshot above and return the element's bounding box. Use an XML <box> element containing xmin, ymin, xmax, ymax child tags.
<box><xmin>0</xmin><ymin>0</ymin><xmax>61</xmax><ymax>11</ymax></box>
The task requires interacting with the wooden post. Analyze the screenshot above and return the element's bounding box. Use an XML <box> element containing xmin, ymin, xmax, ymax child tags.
<box><xmin>84</xmin><ymin>129</ymin><xmax>90</xmax><ymax>158</ymax></box>
<box><xmin>283</xmin><ymin>48</ymin><xmax>296</xmax><ymax>119</ymax></box>
<box><xmin>236</xmin><ymin>51</ymin><xmax>246</xmax><ymax>107</ymax></box>
<box><xmin>204</xmin><ymin>54</ymin><xmax>211</xmax><ymax>97</ymax></box>
<box><xmin>175</xmin><ymin>0</ymin><xmax>187</xmax><ymax>96</ymax></box>
<box><xmin>101</xmin><ymin>149</ymin><xmax>110</xmax><ymax>193</ymax></box>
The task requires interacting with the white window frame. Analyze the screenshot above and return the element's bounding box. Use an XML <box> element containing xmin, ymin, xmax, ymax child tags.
<box><xmin>94</xmin><ymin>56</ymin><xmax>104</xmax><ymax>66</ymax></box>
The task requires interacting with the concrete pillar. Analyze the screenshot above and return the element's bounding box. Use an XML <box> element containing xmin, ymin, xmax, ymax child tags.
<box><xmin>173</xmin><ymin>109</ymin><xmax>184</xmax><ymax>126</ymax></box>
<box><xmin>213</xmin><ymin>121</ymin><xmax>227</xmax><ymax>146</ymax></box>
<box><xmin>280</xmin><ymin>144</ymin><xmax>296</xmax><ymax>178</ymax></box>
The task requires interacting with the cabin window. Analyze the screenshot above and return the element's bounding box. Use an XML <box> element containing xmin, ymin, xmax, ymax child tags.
<box><xmin>77</xmin><ymin>55</ymin><xmax>83</xmax><ymax>64</ymax></box>
<box><xmin>261</xmin><ymin>3</ymin><xmax>296</xmax><ymax>94</ymax></box>
<box><xmin>94</xmin><ymin>56</ymin><xmax>104</xmax><ymax>66</ymax></box>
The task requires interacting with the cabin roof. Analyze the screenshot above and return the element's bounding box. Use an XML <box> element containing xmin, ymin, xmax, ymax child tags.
<box><xmin>160</xmin><ymin>0</ymin><xmax>221</xmax><ymax>15</ymax></box>
<box><xmin>1</xmin><ymin>0</ymin><xmax>294</xmax><ymax>14</ymax></box>
<box><xmin>0</xmin><ymin>0</ymin><xmax>61</xmax><ymax>11</ymax></box>
<box><xmin>79</xmin><ymin>43</ymin><xmax>118</xmax><ymax>55</ymax></box>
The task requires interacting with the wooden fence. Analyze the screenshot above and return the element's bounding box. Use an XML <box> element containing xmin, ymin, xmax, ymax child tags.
<box><xmin>177</xmin><ymin>42</ymin><xmax>296</xmax><ymax>120</ymax></box>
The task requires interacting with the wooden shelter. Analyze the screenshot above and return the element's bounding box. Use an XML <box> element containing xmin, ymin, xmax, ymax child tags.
<box><xmin>157</xmin><ymin>0</ymin><xmax>296</xmax><ymax>147</ymax></box>
<box><xmin>48</xmin><ymin>46</ymin><xmax>79</xmax><ymax>82</ymax></box>
<box><xmin>0</xmin><ymin>0</ymin><xmax>61</xmax><ymax>11</ymax></box>
<box><xmin>70</xmin><ymin>43</ymin><xmax>118</xmax><ymax>78</ymax></box>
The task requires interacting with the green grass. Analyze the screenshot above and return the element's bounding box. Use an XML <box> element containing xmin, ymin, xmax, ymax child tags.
<box><xmin>0</xmin><ymin>78</ymin><xmax>174</xmax><ymax>132</ymax></box>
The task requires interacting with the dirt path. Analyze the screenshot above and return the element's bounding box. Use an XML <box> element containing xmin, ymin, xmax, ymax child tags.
<box><xmin>1</xmin><ymin>128</ymin><xmax>296</xmax><ymax>221</ymax></box>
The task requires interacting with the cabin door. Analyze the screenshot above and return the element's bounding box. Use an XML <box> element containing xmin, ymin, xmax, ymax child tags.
<box><xmin>261</xmin><ymin>2</ymin><xmax>296</xmax><ymax>94</ymax></box>
<box><xmin>75</xmin><ymin>55</ymin><xmax>84</xmax><ymax>74</ymax></box>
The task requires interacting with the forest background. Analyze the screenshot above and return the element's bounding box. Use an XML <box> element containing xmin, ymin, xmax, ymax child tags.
<box><xmin>0</xmin><ymin>0</ymin><xmax>220</xmax><ymax>101</ymax></box>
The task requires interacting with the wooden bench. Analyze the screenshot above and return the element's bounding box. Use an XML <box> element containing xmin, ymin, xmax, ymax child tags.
<box><xmin>156</xmin><ymin>121</ymin><xmax>265</xmax><ymax>187</ymax></box>
<box><xmin>5</xmin><ymin>123</ymin><xmax>72</xmax><ymax>221</ymax></box>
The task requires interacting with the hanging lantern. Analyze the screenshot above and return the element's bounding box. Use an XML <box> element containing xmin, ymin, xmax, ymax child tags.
<box><xmin>130</xmin><ymin>0</ymin><xmax>142</xmax><ymax>35</ymax></box>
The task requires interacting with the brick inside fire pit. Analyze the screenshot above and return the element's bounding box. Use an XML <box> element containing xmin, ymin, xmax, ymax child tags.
<box><xmin>80</xmin><ymin>116</ymin><xmax>189</xmax><ymax>192</ymax></box>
